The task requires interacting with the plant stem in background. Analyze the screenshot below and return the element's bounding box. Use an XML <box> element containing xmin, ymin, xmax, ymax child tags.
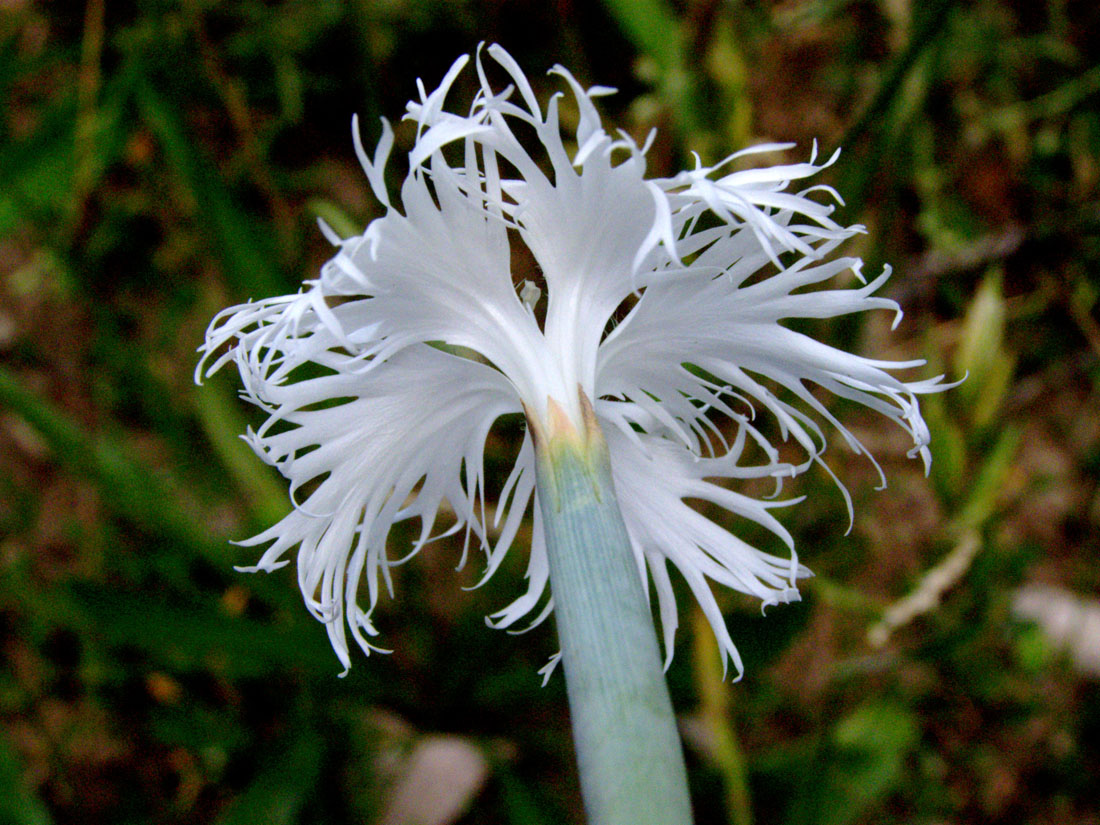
<box><xmin>692</xmin><ymin>606</ymin><xmax>752</xmax><ymax>825</ymax></box>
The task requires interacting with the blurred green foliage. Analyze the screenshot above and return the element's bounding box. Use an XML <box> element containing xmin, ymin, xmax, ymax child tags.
<box><xmin>1</xmin><ymin>1</ymin><xmax>1098</xmax><ymax>824</ymax></box>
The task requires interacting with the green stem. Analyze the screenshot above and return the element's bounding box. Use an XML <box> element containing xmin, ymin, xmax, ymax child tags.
<box><xmin>533</xmin><ymin>398</ymin><xmax>693</xmax><ymax>825</ymax></box>
<box><xmin>692</xmin><ymin>606</ymin><xmax>752</xmax><ymax>825</ymax></box>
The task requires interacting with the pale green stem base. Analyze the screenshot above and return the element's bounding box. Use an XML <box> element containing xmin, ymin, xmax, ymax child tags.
<box><xmin>535</xmin><ymin>413</ymin><xmax>693</xmax><ymax>825</ymax></box>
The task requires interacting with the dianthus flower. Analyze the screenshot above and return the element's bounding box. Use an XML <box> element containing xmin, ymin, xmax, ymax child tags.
<box><xmin>198</xmin><ymin>44</ymin><xmax>949</xmax><ymax>680</ymax></box>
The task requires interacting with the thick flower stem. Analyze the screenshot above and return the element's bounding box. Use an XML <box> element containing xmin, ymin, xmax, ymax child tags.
<box><xmin>532</xmin><ymin>396</ymin><xmax>693</xmax><ymax>825</ymax></box>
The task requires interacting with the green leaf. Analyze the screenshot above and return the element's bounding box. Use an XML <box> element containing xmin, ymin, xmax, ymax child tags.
<box><xmin>598</xmin><ymin>0</ymin><xmax>705</xmax><ymax>140</ymax></box>
<box><xmin>214</xmin><ymin>726</ymin><xmax>325</xmax><ymax>825</ymax></box>
<box><xmin>955</xmin><ymin>270</ymin><xmax>1012</xmax><ymax>428</ymax></box>
<box><xmin>0</xmin><ymin>366</ymin><xmax>210</xmax><ymax>560</ymax></box>
<box><xmin>785</xmin><ymin>702</ymin><xmax>919</xmax><ymax>825</ymax></box>
<box><xmin>134</xmin><ymin>75</ymin><xmax>284</xmax><ymax>298</ymax></box>
<box><xmin>69</xmin><ymin>584</ymin><xmax>334</xmax><ymax>677</ymax></box>
<box><xmin>599</xmin><ymin>0</ymin><xmax>682</xmax><ymax>71</ymax></box>
<box><xmin>954</xmin><ymin>426</ymin><xmax>1021</xmax><ymax>531</ymax></box>
<box><xmin>836</xmin><ymin>0</ymin><xmax>955</xmax><ymax>213</ymax></box>
<box><xmin>0</xmin><ymin>96</ymin><xmax>77</xmax><ymax>233</ymax></box>
<box><xmin>192</xmin><ymin>375</ymin><xmax>290</xmax><ymax>527</ymax></box>
<box><xmin>828</xmin><ymin>702</ymin><xmax>919</xmax><ymax>812</ymax></box>
<box><xmin>495</xmin><ymin>761</ymin><xmax>554</xmax><ymax>825</ymax></box>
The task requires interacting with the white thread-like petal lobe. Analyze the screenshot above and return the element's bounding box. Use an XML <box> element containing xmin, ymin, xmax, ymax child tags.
<box><xmin>597</xmin><ymin>250</ymin><xmax>949</xmax><ymax>477</ymax></box>
<box><xmin>603</xmin><ymin>423</ymin><xmax>810</xmax><ymax>679</ymax></box>
<box><xmin>230</xmin><ymin>345</ymin><xmax>522</xmax><ymax>673</ymax></box>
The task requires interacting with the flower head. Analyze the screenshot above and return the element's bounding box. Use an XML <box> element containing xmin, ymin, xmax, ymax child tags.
<box><xmin>198</xmin><ymin>45</ymin><xmax>951</xmax><ymax>678</ymax></box>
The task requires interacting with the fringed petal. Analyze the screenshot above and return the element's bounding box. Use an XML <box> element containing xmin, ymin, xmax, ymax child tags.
<box><xmin>227</xmin><ymin>344</ymin><xmax>523</xmax><ymax>672</ymax></box>
<box><xmin>603</xmin><ymin>421</ymin><xmax>811</xmax><ymax>680</ymax></box>
<box><xmin>198</xmin><ymin>43</ymin><xmax>955</xmax><ymax>679</ymax></box>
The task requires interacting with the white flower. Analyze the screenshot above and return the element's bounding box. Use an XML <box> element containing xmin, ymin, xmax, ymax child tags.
<box><xmin>198</xmin><ymin>44</ymin><xmax>951</xmax><ymax>678</ymax></box>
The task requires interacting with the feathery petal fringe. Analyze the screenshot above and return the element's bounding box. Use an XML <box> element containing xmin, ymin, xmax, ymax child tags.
<box><xmin>198</xmin><ymin>44</ymin><xmax>954</xmax><ymax>677</ymax></box>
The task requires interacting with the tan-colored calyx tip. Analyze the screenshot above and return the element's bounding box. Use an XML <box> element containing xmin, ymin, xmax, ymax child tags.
<box><xmin>524</xmin><ymin>386</ymin><xmax>602</xmax><ymax>454</ymax></box>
